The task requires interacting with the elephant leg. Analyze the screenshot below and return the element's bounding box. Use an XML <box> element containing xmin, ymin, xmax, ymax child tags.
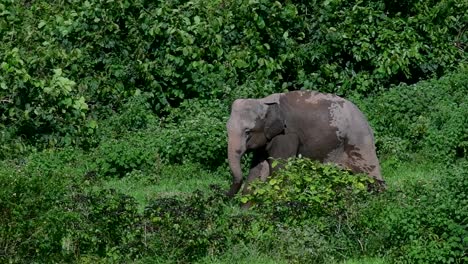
<box><xmin>240</xmin><ymin>150</ymin><xmax>269</xmax><ymax>209</ymax></box>
<box><xmin>242</xmin><ymin>150</ymin><xmax>269</xmax><ymax>195</ymax></box>
<box><xmin>342</xmin><ymin>139</ymin><xmax>386</xmax><ymax>191</ymax></box>
<box><xmin>266</xmin><ymin>133</ymin><xmax>299</xmax><ymax>173</ymax></box>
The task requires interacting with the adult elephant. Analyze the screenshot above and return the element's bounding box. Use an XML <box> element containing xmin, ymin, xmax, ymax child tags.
<box><xmin>226</xmin><ymin>90</ymin><xmax>385</xmax><ymax>197</ymax></box>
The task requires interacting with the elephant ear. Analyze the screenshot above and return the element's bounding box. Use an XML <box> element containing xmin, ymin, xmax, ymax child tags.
<box><xmin>264</xmin><ymin>103</ymin><xmax>284</xmax><ymax>140</ymax></box>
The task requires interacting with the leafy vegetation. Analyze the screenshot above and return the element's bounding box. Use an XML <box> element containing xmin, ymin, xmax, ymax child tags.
<box><xmin>1</xmin><ymin>0</ymin><xmax>467</xmax><ymax>263</ymax></box>
<box><xmin>359</xmin><ymin>69</ymin><xmax>468</xmax><ymax>162</ymax></box>
<box><xmin>1</xmin><ymin>0</ymin><xmax>467</xmax><ymax>151</ymax></box>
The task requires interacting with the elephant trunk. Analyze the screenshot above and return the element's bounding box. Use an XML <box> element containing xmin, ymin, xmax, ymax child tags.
<box><xmin>226</xmin><ymin>130</ymin><xmax>245</xmax><ymax>197</ymax></box>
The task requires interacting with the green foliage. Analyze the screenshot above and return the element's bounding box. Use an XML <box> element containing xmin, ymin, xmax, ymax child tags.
<box><xmin>0</xmin><ymin>149</ymin><xmax>86</xmax><ymax>262</ymax></box>
<box><xmin>364</xmin><ymin>161</ymin><xmax>468</xmax><ymax>263</ymax></box>
<box><xmin>66</xmin><ymin>188</ymin><xmax>144</xmax><ymax>261</ymax></box>
<box><xmin>243</xmin><ymin>158</ymin><xmax>373</xmax><ymax>222</ymax></box>
<box><xmin>92</xmin><ymin>98</ymin><xmax>228</xmax><ymax>178</ymax></box>
<box><xmin>159</xmin><ymin>99</ymin><xmax>228</xmax><ymax>167</ymax></box>
<box><xmin>93</xmin><ymin>133</ymin><xmax>160</xmax><ymax>178</ymax></box>
<box><xmin>1</xmin><ymin>0</ymin><xmax>466</xmax><ymax>149</ymax></box>
<box><xmin>0</xmin><ymin>48</ymin><xmax>94</xmax><ymax>149</ymax></box>
<box><xmin>143</xmin><ymin>186</ymin><xmax>233</xmax><ymax>262</ymax></box>
<box><xmin>0</xmin><ymin>149</ymin><xmax>145</xmax><ymax>263</ymax></box>
<box><xmin>303</xmin><ymin>0</ymin><xmax>467</xmax><ymax>95</ymax></box>
<box><xmin>0</xmin><ymin>126</ymin><xmax>36</xmax><ymax>160</ymax></box>
<box><xmin>1</xmin><ymin>0</ymin><xmax>467</xmax><ymax>262</ymax></box>
<box><xmin>1</xmin><ymin>145</ymin><xmax>466</xmax><ymax>263</ymax></box>
<box><xmin>101</xmin><ymin>92</ymin><xmax>159</xmax><ymax>138</ymax></box>
<box><xmin>361</xmin><ymin>69</ymin><xmax>468</xmax><ymax>161</ymax></box>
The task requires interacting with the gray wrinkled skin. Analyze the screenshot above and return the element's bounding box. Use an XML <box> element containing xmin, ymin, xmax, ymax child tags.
<box><xmin>226</xmin><ymin>90</ymin><xmax>385</xmax><ymax>199</ymax></box>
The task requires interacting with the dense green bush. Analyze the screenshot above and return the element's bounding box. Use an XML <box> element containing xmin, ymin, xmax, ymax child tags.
<box><xmin>1</xmin><ymin>0</ymin><xmax>467</xmax><ymax>262</ymax></box>
<box><xmin>66</xmin><ymin>188</ymin><xmax>143</xmax><ymax>261</ymax></box>
<box><xmin>361</xmin><ymin>69</ymin><xmax>468</xmax><ymax>161</ymax></box>
<box><xmin>159</xmin><ymin>99</ymin><xmax>228</xmax><ymax>167</ymax></box>
<box><xmin>363</xmin><ymin>161</ymin><xmax>468</xmax><ymax>263</ymax></box>
<box><xmin>1</xmin><ymin>0</ymin><xmax>466</xmax><ymax>150</ymax></box>
<box><xmin>239</xmin><ymin>158</ymin><xmax>380</xmax><ymax>263</ymax></box>
<box><xmin>93</xmin><ymin>98</ymin><xmax>227</xmax><ymax>177</ymax></box>
<box><xmin>0</xmin><ymin>149</ymin><xmax>145</xmax><ymax>262</ymax></box>
<box><xmin>243</xmin><ymin>158</ymin><xmax>373</xmax><ymax>223</ymax></box>
<box><xmin>1</xmin><ymin>146</ymin><xmax>466</xmax><ymax>263</ymax></box>
<box><xmin>93</xmin><ymin>133</ymin><xmax>160</xmax><ymax>178</ymax></box>
<box><xmin>100</xmin><ymin>92</ymin><xmax>159</xmax><ymax>138</ymax></box>
<box><xmin>138</xmin><ymin>159</ymin><xmax>382</xmax><ymax>263</ymax></box>
<box><xmin>143</xmin><ymin>186</ymin><xmax>233</xmax><ymax>262</ymax></box>
<box><xmin>0</xmin><ymin>149</ymin><xmax>86</xmax><ymax>262</ymax></box>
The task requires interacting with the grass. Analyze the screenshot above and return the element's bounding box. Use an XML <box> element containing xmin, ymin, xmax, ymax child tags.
<box><xmin>101</xmin><ymin>163</ymin><xmax>230</xmax><ymax>210</ymax></box>
<box><xmin>381</xmin><ymin>155</ymin><xmax>443</xmax><ymax>184</ymax></box>
<box><xmin>10</xmin><ymin>144</ymin><xmax>449</xmax><ymax>263</ymax></box>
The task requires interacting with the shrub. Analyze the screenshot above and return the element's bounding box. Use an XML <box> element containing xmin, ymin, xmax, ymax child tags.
<box><xmin>360</xmin><ymin>161</ymin><xmax>468</xmax><ymax>263</ymax></box>
<box><xmin>93</xmin><ymin>98</ymin><xmax>228</xmax><ymax>177</ymax></box>
<box><xmin>1</xmin><ymin>0</ymin><xmax>466</xmax><ymax>150</ymax></box>
<box><xmin>93</xmin><ymin>134</ymin><xmax>160</xmax><ymax>178</ymax></box>
<box><xmin>92</xmin><ymin>98</ymin><xmax>228</xmax><ymax>178</ymax></box>
<box><xmin>3</xmin><ymin>147</ymin><xmax>465</xmax><ymax>263</ymax></box>
<box><xmin>360</xmin><ymin>69</ymin><xmax>468</xmax><ymax>161</ymax></box>
<box><xmin>236</xmin><ymin>158</ymin><xmax>379</xmax><ymax>263</ymax></box>
<box><xmin>143</xmin><ymin>185</ymin><xmax>234</xmax><ymax>262</ymax></box>
<box><xmin>0</xmin><ymin>149</ymin><xmax>145</xmax><ymax>262</ymax></box>
<box><xmin>0</xmin><ymin>149</ymin><xmax>87</xmax><ymax>262</ymax></box>
<box><xmin>100</xmin><ymin>92</ymin><xmax>159</xmax><ymax>139</ymax></box>
<box><xmin>66</xmin><ymin>189</ymin><xmax>144</xmax><ymax>261</ymax></box>
<box><xmin>157</xmin><ymin>98</ymin><xmax>228</xmax><ymax>168</ymax></box>
<box><xmin>243</xmin><ymin>158</ymin><xmax>374</xmax><ymax>223</ymax></box>
<box><xmin>0</xmin><ymin>49</ymin><xmax>95</xmax><ymax>149</ymax></box>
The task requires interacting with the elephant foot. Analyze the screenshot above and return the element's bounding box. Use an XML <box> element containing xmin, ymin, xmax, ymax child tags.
<box><xmin>241</xmin><ymin>200</ymin><xmax>255</xmax><ymax>210</ymax></box>
<box><xmin>368</xmin><ymin>179</ymin><xmax>387</xmax><ymax>193</ymax></box>
<box><xmin>226</xmin><ymin>182</ymin><xmax>243</xmax><ymax>197</ymax></box>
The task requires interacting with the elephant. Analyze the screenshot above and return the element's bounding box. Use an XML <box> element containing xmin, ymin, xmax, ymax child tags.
<box><xmin>226</xmin><ymin>90</ymin><xmax>385</xmax><ymax>198</ymax></box>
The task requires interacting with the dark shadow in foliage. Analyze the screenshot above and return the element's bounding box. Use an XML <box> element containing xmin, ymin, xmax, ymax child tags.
<box><xmin>142</xmin><ymin>185</ymin><xmax>239</xmax><ymax>262</ymax></box>
<box><xmin>67</xmin><ymin>189</ymin><xmax>144</xmax><ymax>260</ymax></box>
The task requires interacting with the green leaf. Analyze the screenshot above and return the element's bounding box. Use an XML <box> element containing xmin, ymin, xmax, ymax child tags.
<box><xmin>240</xmin><ymin>196</ymin><xmax>249</xmax><ymax>203</ymax></box>
<box><xmin>38</xmin><ymin>21</ymin><xmax>46</xmax><ymax>29</ymax></box>
<box><xmin>234</xmin><ymin>59</ymin><xmax>249</xmax><ymax>68</ymax></box>
<box><xmin>256</xmin><ymin>16</ymin><xmax>265</xmax><ymax>29</ymax></box>
<box><xmin>271</xmin><ymin>160</ymin><xmax>279</xmax><ymax>168</ymax></box>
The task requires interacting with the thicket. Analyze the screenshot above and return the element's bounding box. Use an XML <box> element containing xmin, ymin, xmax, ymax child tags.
<box><xmin>358</xmin><ymin>68</ymin><xmax>468</xmax><ymax>162</ymax></box>
<box><xmin>1</xmin><ymin>0</ymin><xmax>467</xmax><ymax>152</ymax></box>
<box><xmin>2</xmin><ymin>152</ymin><xmax>466</xmax><ymax>263</ymax></box>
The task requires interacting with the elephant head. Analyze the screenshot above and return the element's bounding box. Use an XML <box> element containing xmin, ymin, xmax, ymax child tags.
<box><xmin>225</xmin><ymin>94</ymin><xmax>284</xmax><ymax>197</ymax></box>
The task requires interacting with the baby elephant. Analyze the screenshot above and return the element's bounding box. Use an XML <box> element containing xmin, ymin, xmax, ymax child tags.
<box><xmin>226</xmin><ymin>90</ymin><xmax>385</xmax><ymax>197</ymax></box>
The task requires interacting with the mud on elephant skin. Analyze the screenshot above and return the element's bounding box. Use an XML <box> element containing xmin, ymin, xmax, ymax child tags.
<box><xmin>226</xmin><ymin>90</ymin><xmax>386</xmax><ymax>198</ymax></box>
